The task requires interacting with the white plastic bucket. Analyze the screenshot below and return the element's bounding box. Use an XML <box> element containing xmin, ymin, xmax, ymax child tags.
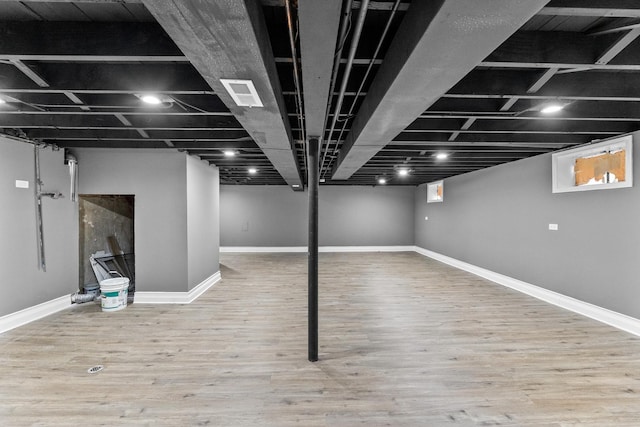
<box><xmin>100</xmin><ymin>277</ymin><xmax>129</xmax><ymax>312</ymax></box>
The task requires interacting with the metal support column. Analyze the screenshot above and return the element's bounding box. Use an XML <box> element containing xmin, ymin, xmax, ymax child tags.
<box><xmin>308</xmin><ymin>137</ymin><xmax>320</xmax><ymax>362</ymax></box>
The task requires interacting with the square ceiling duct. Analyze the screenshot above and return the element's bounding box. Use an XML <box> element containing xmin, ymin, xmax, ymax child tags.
<box><xmin>220</xmin><ymin>79</ymin><xmax>263</xmax><ymax>107</ymax></box>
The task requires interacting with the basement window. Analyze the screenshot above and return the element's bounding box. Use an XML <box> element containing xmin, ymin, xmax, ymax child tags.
<box><xmin>552</xmin><ymin>135</ymin><xmax>633</xmax><ymax>193</ymax></box>
<box><xmin>427</xmin><ymin>180</ymin><xmax>444</xmax><ymax>203</ymax></box>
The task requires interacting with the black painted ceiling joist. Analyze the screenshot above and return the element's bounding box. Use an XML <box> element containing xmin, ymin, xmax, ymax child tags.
<box><xmin>143</xmin><ymin>0</ymin><xmax>303</xmax><ymax>187</ymax></box>
<box><xmin>298</xmin><ymin>0</ymin><xmax>342</xmax><ymax>139</ymax></box>
<box><xmin>331</xmin><ymin>0</ymin><xmax>552</xmax><ymax>180</ymax></box>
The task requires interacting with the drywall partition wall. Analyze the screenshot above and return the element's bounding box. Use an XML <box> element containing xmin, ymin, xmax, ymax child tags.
<box><xmin>220</xmin><ymin>185</ymin><xmax>415</xmax><ymax>247</ymax></box>
<box><xmin>76</xmin><ymin>149</ymin><xmax>189</xmax><ymax>293</ymax></box>
<box><xmin>319</xmin><ymin>186</ymin><xmax>414</xmax><ymax>246</ymax></box>
<box><xmin>414</xmin><ymin>132</ymin><xmax>640</xmax><ymax>319</ymax></box>
<box><xmin>186</xmin><ymin>156</ymin><xmax>220</xmax><ymax>290</ymax></box>
<box><xmin>0</xmin><ymin>137</ymin><xmax>78</xmax><ymax>316</ymax></box>
<box><xmin>221</xmin><ymin>185</ymin><xmax>308</xmax><ymax>247</ymax></box>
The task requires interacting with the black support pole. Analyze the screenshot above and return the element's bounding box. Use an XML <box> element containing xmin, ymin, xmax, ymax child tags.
<box><xmin>308</xmin><ymin>137</ymin><xmax>319</xmax><ymax>362</ymax></box>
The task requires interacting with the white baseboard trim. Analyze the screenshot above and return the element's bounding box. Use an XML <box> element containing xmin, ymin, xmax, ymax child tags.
<box><xmin>221</xmin><ymin>246</ymin><xmax>415</xmax><ymax>253</ymax></box>
<box><xmin>0</xmin><ymin>295</ymin><xmax>73</xmax><ymax>335</ymax></box>
<box><xmin>320</xmin><ymin>245</ymin><xmax>415</xmax><ymax>253</ymax></box>
<box><xmin>221</xmin><ymin>246</ymin><xmax>306</xmax><ymax>253</ymax></box>
<box><xmin>414</xmin><ymin>246</ymin><xmax>640</xmax><ymax>337</ymax></box>
<box><xmin>134</xmin><ymin>271</ymin><xmax>221</xmax><ymax>304</ymax></box>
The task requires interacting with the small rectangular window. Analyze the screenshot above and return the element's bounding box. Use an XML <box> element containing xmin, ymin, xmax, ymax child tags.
<box><xmin>552</xmin><ymin>135</ymin><xmax>633</xmax><ymax>193</ymax></box>
<box><xmin>574</xmin><ymin>149</ymin><xmax>625</xmax><ymax>186</ymax></box>
<box><xmin>427</xmin><ymin>180</ymin><xmax>443</xmax><ymax>203</ymax></box>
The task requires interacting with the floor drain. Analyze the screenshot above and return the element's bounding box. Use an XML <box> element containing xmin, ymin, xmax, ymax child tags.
<box><xmin>87</xmin><ymin>365</ymin><xmax>104</xmax><ymax>374</ymax></box>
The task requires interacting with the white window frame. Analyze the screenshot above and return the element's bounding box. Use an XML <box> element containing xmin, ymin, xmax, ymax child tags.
<box><xmin>427</xmin><ymin>180</ymin><xmax>444</xmax><ymax>203</ymax></box>
<box><xmin>552</xmin><ymin>135</ymin><xmax>633</xmax><ymax>193</ymax></box>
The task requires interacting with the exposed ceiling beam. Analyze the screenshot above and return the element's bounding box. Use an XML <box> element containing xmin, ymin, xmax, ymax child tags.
<box><xmin>589</xmin><ymin>20</ymin><xmax>640</xmax><ymax>36</ymax></box>
<box><xmin>596</xmin><ymin>27</ymin><xmax>640</xmax><ymax>64</ymax></box>
<box><xmin>539</xmin><ymin>0</ymin><xmax>640</xmax><ymax>18</ymax></box>
<box><xmin>0</xmin><ymin>114</ymin><xmax>242</xmax><ymax>128</ymax></box>
<box><xmin>299</xmin><ymin>0</ymin><xmax>342</xmax><ymax>138</ymax></box>
<box><xmin>392</xmin><ymin>133</ymin><xmax>596</xmax><ymax>144</ymax></box>
<box><xmin>449</xmin><ymin>68</ymin><xmax>640</xmax><ymax>99</ymax></box>
<box><xmin>10</xmin><ymin>59</ymin><xmax>49</xmax><ymax>87</ymax></box>
<box><xmin>481</xmin><ymin>61</ymin><xmax>640</xmax><ymax>71</ymax></box>
<box><xmin>444</xmin><ymin>93</ymin><xmax>640</xmax><ymax>102</ymax></box>
<box><xmin>143</xmin><ymin>0</ymin><xmax>302</xmax><ymax>186</ymax></box>
<box><xmin>114</xmin><ymin>113</ymin><xmax>132</xmax><ymax>126</ymax></box>
<box><xmin>18</xmin><ymin>128</ymin><xmax>252</xmax><ymax>141</ymax></box>
<box><xmin>399</xmin><ymin>128</ymin><xmax>621</xmax><ymax>135</ymax></box>
<box><xmin>261</xmin><ymin>0</ymin><xmax>409</xmax><ymax>11</ymax></box>
<box><xmin>276</xmin><ymin>57</ymin><xmax>383</xmax><ymax>65</ymax></box>
<box><xmin>448</xmin><ymin>117</ymin><xmax>476</xmax><ymax>142</ymax></box>
<box><xmin>0</xmin><ymin>111</ymin><xmax>234</xmax><ymax>117</ymax></box>
<box><xmin>527</xmin><ymin>67</ymin><xmax>559</xmax><ymax>93</ymax></box>
<box><xmin>0</xmin><ymin>89</ymin><xmax>216</xmax><ymax>95</ymax></box>
<box><xmin>0</xmin><ymin>55</ymin><xmax>187</xmax><ymax>62</ymax></box>
<box><xmin>0</xmin><ymin>22</ymin><xmax>182</xmax><ymax>58</ymax></box>
<box><xmin>0</xmin><ymin>63</ymin><xmax>210</xmax><ymax>92</ymax></box>
<box><xmin>63</xmin><ymin>91</ymin><xmax>90</xmax><ymax>111</ymax></box>
<box><xmin>384</xmin><ymin>145</ymin><xmax>560</xmax><ymax>152</ymax></box>
<box><xmin>420</xmin><ymin>112</ymin><xmax>640</xmax><ymax>122</ymax></box>
<box><xmin>483</xmin><ymin>31</ymin><xmax>623</xmax><ymax>68</ymax></box>
<box><xmin>0</xmin><ymin>0</ymin><xmax>143</xmax><ymax>3</ymax></box>
<box><xmin>500</xmin><ymin>97</ymin><xmax>520</xmax><ymax>111</ymax></box>
<box><xmin>387</xmin><ymin>140</ymin><xmax>570</xmax><ymax>148</ymax></box>
<box><xmin>331</xmin><ymin>0</ymin><xmax>551</xmax><ymax>180</ymax></box>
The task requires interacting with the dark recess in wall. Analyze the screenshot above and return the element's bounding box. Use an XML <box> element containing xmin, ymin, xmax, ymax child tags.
<box><xmin>78</xmin><ymin>194</ymin><xmax>135</xmax><ymax>294</ymax></box>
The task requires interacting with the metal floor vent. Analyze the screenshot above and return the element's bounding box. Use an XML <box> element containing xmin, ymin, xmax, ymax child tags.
<box><xmin>87</xmin><ymin>365</ymin><xmax>104</xmax><ymax>374</ymax></box>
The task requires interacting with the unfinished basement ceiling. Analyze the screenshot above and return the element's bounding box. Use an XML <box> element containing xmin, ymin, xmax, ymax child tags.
<box><xmin>1</xmin><ymin>0</ymin><xmax>639</xmax><ymax>186</ymax></box>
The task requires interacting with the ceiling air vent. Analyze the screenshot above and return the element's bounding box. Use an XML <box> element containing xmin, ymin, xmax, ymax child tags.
<box><xmin>220</xmin><ymin>79</ymin><xmax>263</xmax><ymax>107</ymax></box>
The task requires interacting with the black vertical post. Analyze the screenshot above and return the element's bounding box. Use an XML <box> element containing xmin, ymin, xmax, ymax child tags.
<box><xmin>308</xmin><ymin>137</ymin><xmax>319</xmax><ymax>362</ymax></box>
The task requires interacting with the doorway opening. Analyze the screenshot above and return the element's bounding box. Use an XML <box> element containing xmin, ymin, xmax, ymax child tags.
<box><xmin>79</xmin><ymin>195</ymin><xmax>135</xmax><ymax>301</ymax></box>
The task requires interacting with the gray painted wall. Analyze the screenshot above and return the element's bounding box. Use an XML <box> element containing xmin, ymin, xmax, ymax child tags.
<box><xmin>186</xmin><ymin>156</ymin><xmax>220</xmax><ymax>290</ymax></box>
<box><xmin>415</xmin><ymin>133</ymin><xmax>640</xmax><ymax>319</ymax></box>
<box><xmin>0</xmin><ymin>137</ymin><xmax>78</xmax><ymax>316</ymax></box>
<box><xmin>76</xmin><ymin>149</ymin><xmax>221</xmax><ymax>293</ymax></box>
<box><xmin>220</xmin><ymin>185</ymin><xmax>415</xmax><ymax>247</ymax></box>
<box><xmin>221</xmin><ymin>185</ymin><xmax>306</xmax><ymax>246</ymax></box>
<box><xmin>77</xmin><ymin>148</ymin><xmax>189</xmax><ymax>292</ymax></box>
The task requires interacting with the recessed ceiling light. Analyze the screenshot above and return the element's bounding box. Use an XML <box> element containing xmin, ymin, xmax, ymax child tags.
<box><xmin>136</xmin><ymin>93</ymin><xmax>173</xmax><ymax>105</ymax></box>
<box><xmin>540</xmin><ymin>104</ymin><xmax>564</xmax><ymax>114</ymax></box>
<box><xmin>220</xmin><ymin>79</ymin><xmax>263</xmax><ymax>107</ymax></box>
<box><xmin>319</xmin><ymin>178</ymin><xmax>325</xmax><ymax>183</ymax></box>
<box><xmin>140</xmin><ymin>94</ymin><xmax>162</xmax><ymax>105</ymax></box>
<box><xmin>248</xmin><ymin>168</ymin><xmax>257</xmax><ymax>174</ymax></box>
<box><xmin>378</xmin><ymin>178</ymin><xmax>387</xmax><ymax>184</ymax></box>
<box><xmin>223</xmin><ymin>150</ymin><xmax>235</xmax><ymax>157</ymax></box>
<box><xmin>397</xmin><ymin>169</ymin><xmax>409</xmax><ymax>176</ymax></box>
<box><xmin>435</xmin><ymin>152</ymin><xmax>448</xmax><ymax>160</ymax></box>
<box><xmin>292</xmin><ymin>184</ymin><xmax>300</xmax><ymax>188</ymax></box>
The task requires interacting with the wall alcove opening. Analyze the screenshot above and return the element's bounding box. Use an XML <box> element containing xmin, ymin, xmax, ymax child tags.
<box><xmin>79</xmin><ymin>194</ymin><xmax>135</xmax><ymax>301</ymax></box>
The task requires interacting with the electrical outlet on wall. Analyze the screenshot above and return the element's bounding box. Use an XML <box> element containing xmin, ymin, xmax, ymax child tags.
<box><xmin>548</xmin><ymin>223</ymin><xmax>558</xmax><ymax>231</ymax></box>
<box><xmin>15</xmin><ymin>180</ymin><xmax>29</xmax><ymax>189</ymax></box>
<box><xmin>241</xmin><ymin>221</ymin><xmax>249</xmax><ymax>232</ymax></box>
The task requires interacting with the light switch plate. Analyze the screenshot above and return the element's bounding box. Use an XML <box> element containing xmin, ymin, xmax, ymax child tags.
<box><xmin>548</xmin><ymin>223</ymin><xmax>558</xmax><ymax>231</ymax></box>
<box><xmin>15</xmin><ymin>180</ymin><xmax>29</xmax><ymax>189</ymax></box>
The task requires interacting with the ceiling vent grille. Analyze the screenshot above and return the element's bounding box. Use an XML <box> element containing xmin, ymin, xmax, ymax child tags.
<box><xmin>220</xmin><ymin>79</ymin><xmax>263</xmax><ymax>107</ymax></box>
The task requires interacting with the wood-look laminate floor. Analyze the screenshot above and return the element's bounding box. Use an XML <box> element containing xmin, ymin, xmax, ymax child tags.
<box><xmin>1</xmin><ymin>252</ymin><xmax>640</xmax><ymax>426</ymax></box>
